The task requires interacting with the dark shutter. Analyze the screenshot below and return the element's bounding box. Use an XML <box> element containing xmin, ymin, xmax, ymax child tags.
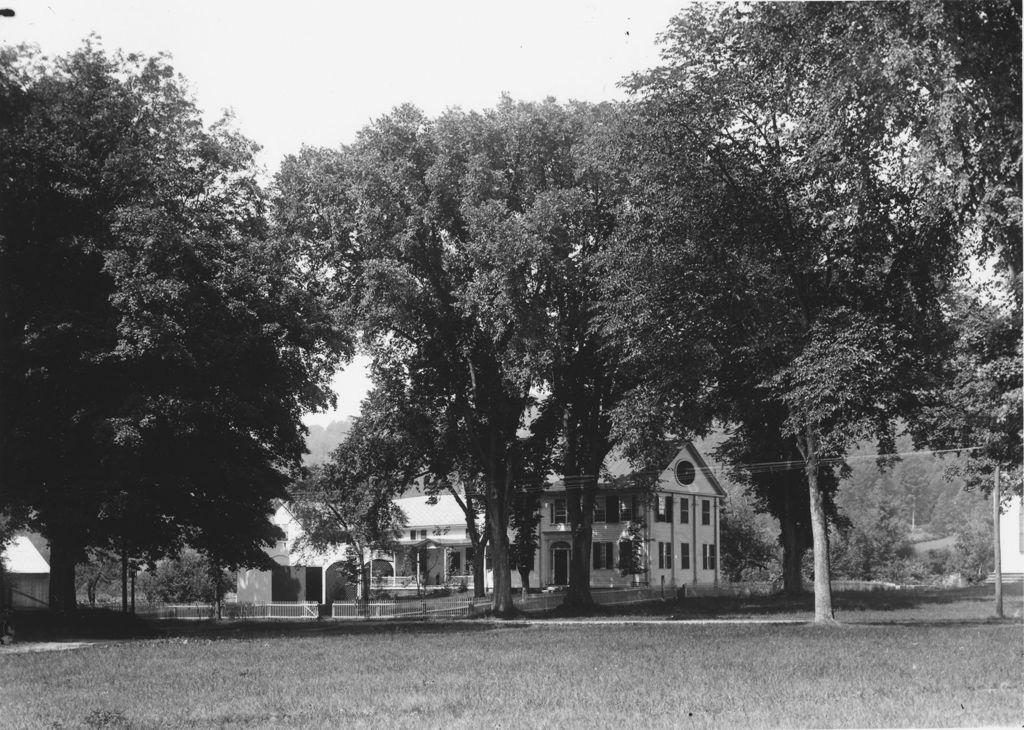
<box><xmin>666</xmin><ymin>496</ymin><xmax>674</xmax><ymax>521</ymax></box>
<box><xmin>605</xmin><ymin>542</ymin><xmax>613</xmax><ymax>569</ymax></box>
<box><xmin>607</xmin><ymin>496</ymin><xmax>620</xmax><ymax>523</ymax></box>
<box><xmin>593</xmin><ymin>543</ymin><xmax>601</xmax><ymax>569</ymax></box>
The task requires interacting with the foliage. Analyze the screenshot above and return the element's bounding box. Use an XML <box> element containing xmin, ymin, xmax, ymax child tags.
<box><xmin>719</xmin><ymin>500</ymin><xmax>781</xmax><ymax>583</ymax></box>
<box><xmin>0</xmin><ymin>43</ymin><xmax>345</xmax><ymax>608</ymax></box>
<box><xmin>75</xmin><ymin>549</ymin><xmax>124</xmax><ymax>607</ymax></box>
<box><xmin>913</xmin><ymin>287</ymin><xmax>1022</xmax><ymax>496</ymax></box>
<box><xmin>830</xmin><ymin>501</ymin><xmax>914</xmax><ymax>583</ymax></box>
<box><xmin>137</xmin><ymin>549</ymin><xmax>232</xmax><ymax>604</ymax></box>
<box><xmin>275</xmin><ymin>98</ymin><xmax>630</xmax><ymax>612</ymax></box>
<box><xmin>617</xmin><ymin>519</ymin><xmax>647</xmax><ymax>578</ymax></box>
<box><xmin>604</xmin><ymin>1</ymin><xmax>1019</xmax><ymax>620</ymax></box>
<box><xmin>290</xmin><ymin>388</ymin><xmax>411</xmax><ymax>570</ymax></box>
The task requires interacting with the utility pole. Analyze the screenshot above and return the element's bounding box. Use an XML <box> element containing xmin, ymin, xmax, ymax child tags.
<box><xmin>993</xmin><ymin>466</ymin><xmax>1003</xmax><ymax>619</ymax></box>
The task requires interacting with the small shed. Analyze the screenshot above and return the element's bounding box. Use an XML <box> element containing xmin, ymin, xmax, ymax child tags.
<box><xmin>1</xmin><ymin>534</ymin><xmax>50</xmax><ymax>610</ymax></box>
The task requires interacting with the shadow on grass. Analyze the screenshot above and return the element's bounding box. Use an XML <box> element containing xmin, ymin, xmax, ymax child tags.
<box><xmin>524</xmin><ymin>583</ymin><xmax>1023</xmax><ymax>621</ymax></box>
<box><xmin>10</xmin><ymin>583</ymin><xmax>1020</xmax><ymax>641</ymax></box>
<box><xmin>9</xmin><ymin>608</ymin><xmax>161</xmax><ymax>642</ymax></box>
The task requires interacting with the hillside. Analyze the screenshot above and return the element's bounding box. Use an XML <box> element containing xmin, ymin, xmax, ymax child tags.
<box><xmin>302</xmin><ymin>418</ymin><xmax>354</xmax><ymax>467</ymax></box>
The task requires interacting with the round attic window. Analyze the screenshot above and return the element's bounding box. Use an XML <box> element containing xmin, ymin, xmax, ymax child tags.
<box><xmin>675</xmin><ymin>460</ymin><xmax>696</xmax><ymax>485</ymax></box>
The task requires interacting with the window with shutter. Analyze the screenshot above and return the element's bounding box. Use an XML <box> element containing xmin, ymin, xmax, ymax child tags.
<box><xmin>593</xmin><ymin>496</ymin><xmax>606</xmax><ymax>523</ymax></box>
<box><xmin>702</xmin><ymin>499</ymin><xmax>711</xmax><ymax>525</ymax></box>
<box><xmin>702</xmin><ymin>543</ymin><xmax>716</xmax><ymax>570</ymax></box>
<box><xmin>680</xmin><ymin>542</ymin><xmax>690</xmax><ymax>570</ymax></box>
<box><xmin>680</xmin><ymin>498</ymin><xmax>689</xmax><ymax>524</ymax></box>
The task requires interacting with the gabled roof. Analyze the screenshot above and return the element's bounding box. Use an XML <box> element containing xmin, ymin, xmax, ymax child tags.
<box><xmin>678</xmin><ymin>441</ymin><xmax>727</xmax><ymax>497</ymax></box>
<box><xmin>395</xmin><ymin>493</ymin><xmax>471</xmax><ymax>527</ymax></box>
<box><xmin>546</xmin><ymin>441</ymin><xmax>726</xmax><ymax>497</ymax></box>
<box><xmin>2</xmin><ymin>534</ymin><xmax>50</xmax><ymax>573</ymax></box>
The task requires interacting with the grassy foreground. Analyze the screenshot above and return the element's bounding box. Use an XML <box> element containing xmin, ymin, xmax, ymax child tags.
<box><xmin>1</xmin><ymin>587</ymin><xmax>1020</xmax><ymax>729</ymax></box>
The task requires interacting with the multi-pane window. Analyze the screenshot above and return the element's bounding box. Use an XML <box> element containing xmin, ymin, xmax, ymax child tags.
<box><xmin>593</xmin><ymin>496</ymin><xmax>606</xmax><ymax>523</ymax></box>
<box><xmin>619</xmin><ymin>496</ymin><xmax>635</xmax><ymax>522</ymax></box>
<box><xmin>658</xmin><ymin>541</ymin><xmax>673</xmax><ymax>570</ymax></box>
<box><xmin>655</xmin><ymin>495</ymin><xmax>674</xmax><ymax>522</ymax></box>
<box><xmin>592</xmin><ymin>541</ymin><xmax>615</xmax><ymax>570</ymax></box>
<box><xmin>680</xmin><ymin>542</ymin><xmax>690</xmax><ymax>570</ymax></box>
<box><xmin>701</xmin><ymin>499</ymin><xmax>712</xmax><ymax>526</ymax></box>
<box><xmin>551</xmin><ymin>498</ymin><xmax>567</xmax><ymax>524</ymax></box>
<box><xmin>679</xmin><ymin>497</ymin><xmax>689</xmax><ymax>524</ymax></box>
<box><xmin>702</xmin><ymin>543</ymin><xmax>716</xmax><ymax>570</ymax></box>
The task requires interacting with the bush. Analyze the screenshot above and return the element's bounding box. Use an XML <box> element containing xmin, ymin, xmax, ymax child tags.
<box><xmin>138</xmin><ymin>550</ymin><xmax>232</xmax><ymax>603</ymax></box>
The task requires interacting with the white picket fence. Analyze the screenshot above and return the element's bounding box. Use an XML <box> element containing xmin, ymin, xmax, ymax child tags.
<box><xmin>134</xmin><ymin>603</ymin><xmax>217</xmax><ymax>620</ymax></box>
<box><xmin>135</xmin><ymin>602</ymin><xmax>319</xmax><ymax>620</ymax></box>
<box><xmin>513</xmin><ymin>586</ymin><xmax>659</xmax><ymax>612</ymax></box>
<box><xmin>332</xmin><ymin>596</ymin><xmax>481</xmax><ymax>619</ymax></box>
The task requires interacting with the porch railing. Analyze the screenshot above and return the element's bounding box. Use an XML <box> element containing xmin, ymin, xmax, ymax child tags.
<box><xmin>372</xmin><ymin>574</ymin><xmax>475</xmax><ymax>591</ymax></box>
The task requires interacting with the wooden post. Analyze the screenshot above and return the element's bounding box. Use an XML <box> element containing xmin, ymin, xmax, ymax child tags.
<box><xmin>993</xmin><ymin>466</ymin><xmax>1003</xmax><ymax>619</ymax></box>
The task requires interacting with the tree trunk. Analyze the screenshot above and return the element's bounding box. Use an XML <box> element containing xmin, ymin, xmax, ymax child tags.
<box><xmin>565</xmin><ymin>479</ymin><xmax>595</xmax><ymax>609</ymax></box>
<box><xmin>805</xmin><ymin>428</ymin><xmax>836</xmax><ymax>624</ymax></box>
<box><xmin>779</xmin><ymin>487</ymin><xmax>806</xmax><ymax>595</ymax></box>
<box><xmin>47</xmin><ymin>535</ymin><xmax>78</xmax><ymax>611</ymax></box>
<box><xmin>121</xmin><ymin>545</ymin><xmax>128</xmax><ymax>613</ymax></box>
<box><xmin>518</xmin><ymin>568</ymin><xmax>530</xmax><ymax>599</ymax></box>
<box><xmin>472</xmin><ymin>539</ymin><xmax>487</xmax><ymax>599</ymax></box>
<box><xmin>486</xmin><ymin>460</ymin><xmax>514</xmax><ymax>616</ymax></box>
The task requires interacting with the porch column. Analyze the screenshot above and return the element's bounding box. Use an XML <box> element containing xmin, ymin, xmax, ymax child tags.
<box><xmin>321</xmin><ymin>564</ymin><xmax>327</xmax><ymax>604</ymax></box>
<box><xmin>415</xmin><ymin>548</ymin><xmax>421</xmax><ymax>586</ymax></box>
<box><xmin>443</xmin><ymin>546</ymin><xmax>449</xmax><ymax>582</ymax></box>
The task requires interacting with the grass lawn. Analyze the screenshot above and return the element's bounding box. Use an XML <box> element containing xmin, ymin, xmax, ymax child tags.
<box><xmin>1</xmin><ymin>585</ymin><xmax>1020</xmax><ymax>729</ymax></box>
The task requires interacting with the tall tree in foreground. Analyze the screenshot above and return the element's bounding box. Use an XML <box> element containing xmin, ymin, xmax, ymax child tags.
<box><xmin>276</xmin><ymin>104</ymin><xmax>547</xmax><ymax>614</ymax></box>
<box><xmin>0</xmin><ymin>43</ymin><xmax>345</xmax><ymax>609</ymax></box>
<box><xmin>607</xmin><ymin>1</ymin><xmax>1013</xmax><ymax>621</ymax></box>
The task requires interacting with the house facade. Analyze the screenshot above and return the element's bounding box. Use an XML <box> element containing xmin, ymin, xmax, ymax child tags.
<box><xmin>237</xmin><ymin>441</ymin><xmax>724</xmax><ymax>602</ymax></box>
<box><xmin>538</xmin><ymin>442</ymin><xmax>724</xmax><ymax>590</ymax></box>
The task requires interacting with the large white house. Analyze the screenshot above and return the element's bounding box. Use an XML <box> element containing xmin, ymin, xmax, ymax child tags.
<box><xmin>237</xmin><ymin>442</ymin><xmax>725</xmax><ymax>603</ymax></box>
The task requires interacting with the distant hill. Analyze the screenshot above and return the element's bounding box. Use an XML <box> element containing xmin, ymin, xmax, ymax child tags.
<box><xmin>303</xmin><ymin>418</ymin><xmax>354</xmax><ymax>466</ymax></box>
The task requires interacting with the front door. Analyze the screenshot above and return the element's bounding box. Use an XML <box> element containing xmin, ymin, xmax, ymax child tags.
<box><xmin>553</xmin><ymin>548</ymin><xmax>570</xmax><ymax>585</ymax></box>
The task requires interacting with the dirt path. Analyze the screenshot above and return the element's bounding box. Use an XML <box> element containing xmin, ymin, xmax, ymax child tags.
<box><xmin>0</xmin><ymin>641</ymin><xmax>99</xmax><ymax>654</ymax></box>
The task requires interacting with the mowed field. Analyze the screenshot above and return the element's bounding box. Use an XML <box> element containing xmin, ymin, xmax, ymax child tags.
<box><xmin>1</xmin><ymin>586</ymin><xmax>1021</xmax><ymax>729</ymax></box>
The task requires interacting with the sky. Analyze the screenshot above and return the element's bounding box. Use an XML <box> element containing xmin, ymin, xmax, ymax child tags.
<box><xmin>1</xmin><ymin>0</ymin><xmax>686</xmax><ymax>426</ymax></box>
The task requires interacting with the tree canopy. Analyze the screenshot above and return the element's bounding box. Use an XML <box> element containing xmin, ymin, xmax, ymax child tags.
<box><xmin>0</xmin><ymin>43</ymin><xmax>346</xmax><ymax>608</ymax></box>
